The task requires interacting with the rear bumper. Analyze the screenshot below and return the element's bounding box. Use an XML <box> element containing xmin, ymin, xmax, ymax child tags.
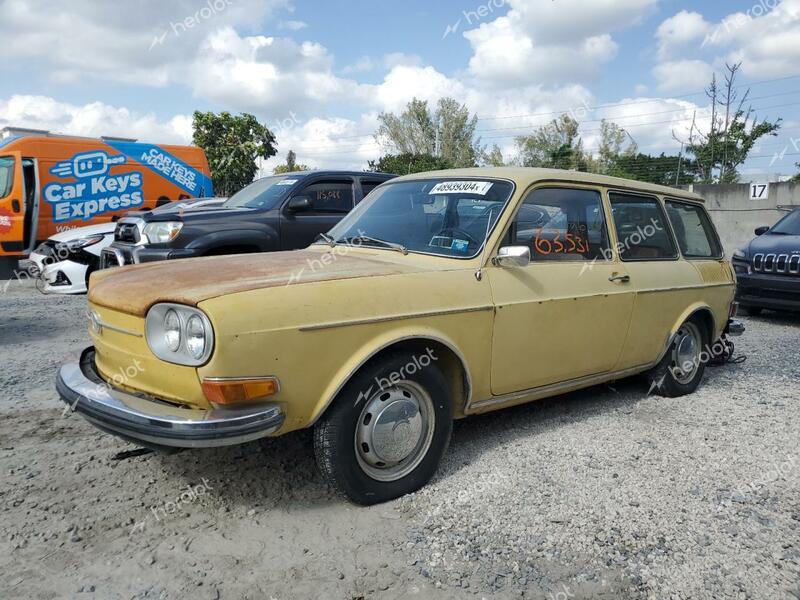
<box><xmin>735</xmin><ymin>272</ymin><xmax>800</xmax><ymax>312</ymax></box>
<box><xmin>725</xmin><ymin>318</ymin><xmax>745</xmax><ymax>337</ymax></box>
<box><xmin>57</xmin><ymin>348</ymin><xmax>285</xmax><ymax>450</ymax></box>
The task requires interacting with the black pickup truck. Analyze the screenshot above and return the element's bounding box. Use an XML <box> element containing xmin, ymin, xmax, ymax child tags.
<box><xmin>100</xmin><ymin>170</ymin><xmax>395</xmax><ymax>267</ymax></box>
<box><xmin>732</xmin><ymin>207</ymin><xmax>800</xmax><ymax>315</ymax></box>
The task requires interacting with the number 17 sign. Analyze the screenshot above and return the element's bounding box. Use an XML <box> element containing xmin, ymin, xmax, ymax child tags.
<box><xmin>749</xmin><ymin>182</ymin><xmax>769</xmax><ymax>200</ymax></box>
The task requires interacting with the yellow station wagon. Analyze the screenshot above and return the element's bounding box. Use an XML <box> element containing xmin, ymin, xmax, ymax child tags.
<box><xmin>57</xmin><ymin>168</ymin><xmax>743</xmax><ymax>504</ymax></box>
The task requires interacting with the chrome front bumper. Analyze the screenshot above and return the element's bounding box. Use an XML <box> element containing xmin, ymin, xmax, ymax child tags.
<box><xmin>56</xmin><ymin>348</ymin><xmax>285</xmax><ymax>450</ymax></box>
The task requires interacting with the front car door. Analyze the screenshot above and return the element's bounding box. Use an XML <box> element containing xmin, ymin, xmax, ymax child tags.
<box><xmin>279</xmin><ymin>177</ymin><xmax>356</xmax><ymax>249</ymax></box>
<box><xmin>488</xmin><ymin>185</ymin><xmax>636</xmax><ymax>395</ymax></box>
<box><xmin>0</xmin><ymin>151</ymin><xmax>26</xmax><ymax>256</ymax></box>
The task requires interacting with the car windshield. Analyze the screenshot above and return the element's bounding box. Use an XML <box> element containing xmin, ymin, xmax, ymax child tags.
<box><xmin>223</xmin><ymin>176</ymin><xmax>301</xmax><ymax>209</ymax></box>
<box><xmin>324</xmin><ymin>178</ymin><xmax>515</xmax><ymax>258</ymax></box>
<box><xmin>770</xmin><ymin>210</ymin><xmax>800</xmax><ymax>235</ymax></box>
<box><xmin>0</xmin><ymin>156</ymin><xmax>14</xmax><ymax>199</ymax></box>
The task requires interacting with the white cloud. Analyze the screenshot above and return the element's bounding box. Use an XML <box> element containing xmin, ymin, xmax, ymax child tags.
<box><xmin>656</xmin><ymin>10</ymin><xmax>711</xmax><ymax>60</ymax></box>
<box><xmin>341</xmin><ymin>56</ymin><xmax>376</xmax><ymax>74</ymax></box>
<box><xmin>278</xmin><ymin>19</ymin><xmax>307</xmax><ymax>30</ymax></box>
<box><xmin>701</xmin><ymin>0</ymin><xmax>800</xmax><ymax>78</ymax></box>
<box><xmin>653</xmin><ymin>60</ymin><xmax>714</xmax><ymax>93</ymax></box>
<box><xmin>0</xmin><ymin>0</ymin><xmax>288</xmax><ymax>86</ymax></box>
<box><xmin>465</xmin><ymin>0</ymin><xmax>655</xmax><ymax>86</ymax></box>
<box><xmin>263</xmin><ymin>115</ymin><xmax>381</xmax><ymax>172</ymax></box>
<box><xmin>0</xmin><ymin>95</ymin><xmax>192</xmax><ymax>143</ymax></box>
<box><xmin>383</xmin><ymin>53</ymin><xmax>423</xmax><ymax>70</ymax></box>
<box><xmin>589</xmin><ymin>97</ymin><xmax>710</xmax><ymax>155</ymax></box>
<box><xmin>189</xmin><ymin>27</ymin><xmax>357</xmax><ymax>113</ymax></box>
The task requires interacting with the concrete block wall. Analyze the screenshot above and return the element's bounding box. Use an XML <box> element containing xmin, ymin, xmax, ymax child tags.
<box><xmin>684</xmin><ymin>181</ymin><xmax>800</xmax><ymax>255</ymax></box>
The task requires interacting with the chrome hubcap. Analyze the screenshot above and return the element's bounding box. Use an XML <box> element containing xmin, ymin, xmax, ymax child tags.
<box><xmin>355</xmin><ymin>381</ymin><xmax>434</xmax><ymax>482</ymax></box>
<box><xmin>672</xmin><ymin>322</ymin><xmax>702</xmax><ymax>384</ymax></box>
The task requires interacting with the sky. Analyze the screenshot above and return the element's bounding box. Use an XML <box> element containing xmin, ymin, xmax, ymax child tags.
<box><xmin>1</xmin><ymin>0</ymin><xmax>799</xmax><ymax>179</ymax></box>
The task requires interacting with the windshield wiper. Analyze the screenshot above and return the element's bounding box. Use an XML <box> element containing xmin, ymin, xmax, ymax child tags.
<box><xmin>313</xmin><ymin>232</ymin><xmax>337</xmax><ymax>247</ymax></box>
<box><xmin>337</xmin><ymin>235</ymin><xmax>408</xmax><ymax>255</ymax></box>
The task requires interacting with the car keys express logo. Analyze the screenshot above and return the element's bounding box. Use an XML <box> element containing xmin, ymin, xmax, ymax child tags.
<box><xmin>44</xmin><ymin>151</ymin><xmax>144</xmax><ymax>222</ymax></box>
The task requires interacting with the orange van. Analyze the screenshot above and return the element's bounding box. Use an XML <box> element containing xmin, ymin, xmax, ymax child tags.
<box><xmin>0</xmin><ymin>127</ymin><xmax>213</xmax><ymax>257</ymax></box>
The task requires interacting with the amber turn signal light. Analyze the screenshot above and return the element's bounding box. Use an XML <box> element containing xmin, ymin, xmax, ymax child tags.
<box><xmin>201</xmin><ymin>377</ymin><xmax>280</xmax><ymax>405</ymax></box>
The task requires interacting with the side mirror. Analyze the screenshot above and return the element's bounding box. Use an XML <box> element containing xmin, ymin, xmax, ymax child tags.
<box><xmin>287</xmin><ymin>196</ymin><xmax>312</xmax><ymax>212</ymax></box>
<box><xmin>494</xmin><ymin>246</ymin><xmax>530</xmax><ymax>268</ymax></box>
<box><xmin>754</xmin><ymin>226</ymin><xmax>769</xmax><ymax>236</ymax></box>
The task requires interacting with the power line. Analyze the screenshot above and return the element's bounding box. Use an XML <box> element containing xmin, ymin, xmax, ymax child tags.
<box><xmin>291</xmin><ymin>97</ymin><xmax>799</xmax><ymax>152</ymax></box>
<box><xmin>285</xmin><ymin>75</ymin><xmax>800</xmax><ymax>146</ymax></box>
<box><xmin>475</xmin><ymin>74</ymin><xmax>800</xmax><ymax>121</ymax></box>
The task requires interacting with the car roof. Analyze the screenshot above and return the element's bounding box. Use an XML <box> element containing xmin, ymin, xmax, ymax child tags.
<box><xmin>271</xmin><ymin>170</ymin><xmax>396</xmax><ymax>179</ymax></box>
<box><xmin>391</xmin><ymin>167</ymin><xmax>706</xmax><ymax>203</ymax></box>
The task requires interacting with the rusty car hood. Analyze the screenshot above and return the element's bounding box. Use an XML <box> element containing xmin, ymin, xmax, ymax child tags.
<box><xmin>88</xmin><ymin>249</ymin><xmax>422</xmax><ymax>317</ymax></box>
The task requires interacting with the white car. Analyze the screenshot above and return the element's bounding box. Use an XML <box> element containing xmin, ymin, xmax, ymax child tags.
<box><xmin>20</xmin><ymin>197</ymin><xmax>227</xmax><ymax>295</ymax></box>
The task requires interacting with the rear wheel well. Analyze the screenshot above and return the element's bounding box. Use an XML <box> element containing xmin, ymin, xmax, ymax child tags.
<box><xmin>347</xmin><ymin>338</ymin><xmax>469</xmax><ymax>418</ymax></box>
<box><xmin>688</xmin><ymin>308</ymin><xmax>715</xmax><ymax>344</ymax></box>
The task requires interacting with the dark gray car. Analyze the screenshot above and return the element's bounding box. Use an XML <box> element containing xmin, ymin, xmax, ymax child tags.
<box><xmin>101</xmin><ymin>171</ymin><xmax>395</xmax><ymax>267</ymax></box>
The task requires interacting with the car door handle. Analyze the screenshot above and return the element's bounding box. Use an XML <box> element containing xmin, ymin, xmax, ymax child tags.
<box><xmin>609</xmin><ymin>274</ymin><xmax>631</xmax><ymax>283</ymax></box>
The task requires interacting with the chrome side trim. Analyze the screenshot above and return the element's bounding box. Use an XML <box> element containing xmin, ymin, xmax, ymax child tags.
<box><xmin>468</xmin><ymin>363</ymin><xmax>652</xmax><ymax>411</ymax></box>
<box><xmin>637</xmin><ymin>282</ymin><xmax>733</xmax><ymax>295</ymax></box>
<box><xmin>87</xmin><ymin>313</ymin><xmax>143</xmax><ymax>337</ymax></box>
<box><xmin>298</xmin><ymin>305</ymin><xmax>494</xmax><ymax>332</ymax></box>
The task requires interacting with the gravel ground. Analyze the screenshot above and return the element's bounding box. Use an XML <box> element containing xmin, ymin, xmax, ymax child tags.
<box><xmin>1</xmin><ymin>277</ymin><xmax>798</xmax><ymax>599</ymax></box>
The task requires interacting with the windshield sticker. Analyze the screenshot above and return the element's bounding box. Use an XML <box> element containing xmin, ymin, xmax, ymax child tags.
<box><xmin>276</xmin><ymin>179</ymin><xmax>299</xmax><ymax>186</ymax></box>
<box><xmin>451</xmin><ymin>239</ymin><xmax>470</xmax><ymax>253</ymax></box>
<box><xmin>429</xmin><ymin>181</ymin><xmax>494</xmax><ymax>196</ymax></box>
<box><xmin>44</xmin><ymin>150</ymin><xmax>145</xmax><ymax>222</ymax></box>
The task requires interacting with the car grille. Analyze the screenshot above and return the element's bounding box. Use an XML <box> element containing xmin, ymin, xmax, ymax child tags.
<box><xmin>115</xmin><ymin>222</ymin><xmax>140</xmax><ymax>244</ymax></box>
<box><xmin>752</xmin><ymin>253</ymin><xmax>800</xmax><ymax>276</ymax></box>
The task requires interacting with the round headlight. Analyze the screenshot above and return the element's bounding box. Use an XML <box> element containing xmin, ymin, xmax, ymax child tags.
<box><xmin>185</xmin><ymin>314</ymin><xmax>206</xmax><ymax>359</ymax></box>
<box><xmin>164</xmin><ymin>309</ymin><xmax>181</xmax><ymax>352</ymax></box>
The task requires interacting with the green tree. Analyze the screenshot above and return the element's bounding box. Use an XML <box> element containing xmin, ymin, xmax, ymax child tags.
<box><xmin>368</xmin><ymin>152</ymin><xmax>453</xmax><ymax>175</ymax></box>
<box><xmin>792</xmin><ymin>163</ymin><xmax>800</xmax><ymax>183</ymax></box>
<box><xmin>483</xmin><ymin>144</ymin><xmax>508</xmax><ymax>167</ymax></box>
<box><xmin>680</xmin><ymin>63</ymin><xmax>781</xmax><ymax>183</ymax></box>
<box><xmin>596</xmin><ymin>120</ymin><xmax>637</xmax><ymax>174</ymax></box>
<box><xmin>515</xmin><ymin>114</ymin><xmax>588</xmax><ymax>171</ymax></box>
<box><xmin>192</xmin><ymin>111</ymin><xmax>277</xmax><ymax>196</ymax></box>
<box><xmin>609</xmin><ymin>153</ymin><xmax>700</xmax><ymax>186</ymax></box>
<box><xmin>375</xmin><ymin>97</ymin><xmax>482</xmax><ymax>168</ymax></box>
<box><xmin>273</xmin><ymin>150</ymin><xmax>309</xmax><ymax>174</ymax></box>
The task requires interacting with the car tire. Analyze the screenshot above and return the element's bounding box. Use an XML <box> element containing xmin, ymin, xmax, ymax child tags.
<box><xmin>313</xmin><ymin>351</ymin><xmax>453</xmax><ymax>505</ymax></box>
<box><xmin>742</xmin><ymin>306</ymin><xmax>763</xmax><ymax>316</ymax></box>
<box><xmin>647</xmin><ymin>318</ymin><xmax>708</xmax><ymax>398</ymax></box>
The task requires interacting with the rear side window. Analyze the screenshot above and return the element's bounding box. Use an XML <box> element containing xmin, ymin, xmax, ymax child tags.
<box><xmin>665</xmin><ymin>200</ymin><xmax>722</xmax><ymax>258</ymax></box>
<box><xmin>609</xmin><ymin>193</ymin><xmax>677</xmax><ymax>261</ymax></box>
<box><xmin>359</xmin><ymin>179</ymin><xmax>384</xmax><ymax>200</ymax></box>
<box><xmin>509</xmin><ymin>187</ymin><xmax>610</xmax><ymax>262</ymax></box>
<box><xmin>0</xmin><ymin>156</ymin><xmax>14</xmax><ymax>199</ymax></box>
<box><xmin>299</xmin><ymin>180</ymin><xmax>354</xmax><ymax>213</ymax></box>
